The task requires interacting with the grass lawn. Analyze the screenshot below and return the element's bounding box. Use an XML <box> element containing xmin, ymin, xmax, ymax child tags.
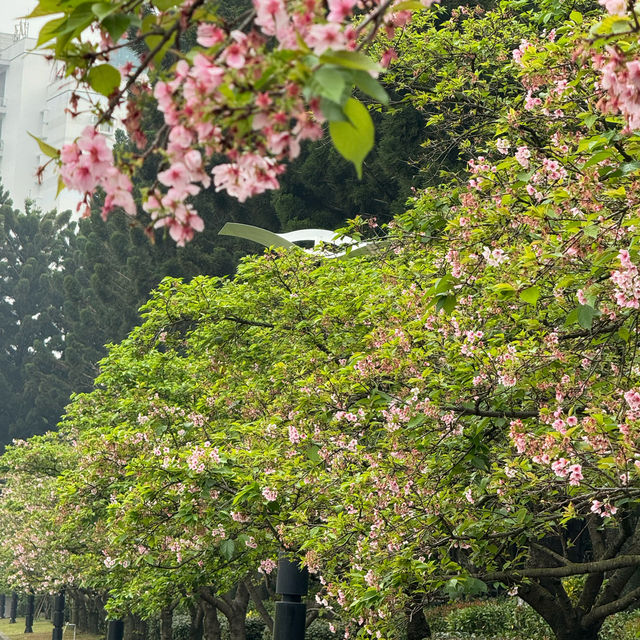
<box><xmin>0</xmin><ymin>618</ymin><xmax>101</xmax><ymax>640</ymax></box>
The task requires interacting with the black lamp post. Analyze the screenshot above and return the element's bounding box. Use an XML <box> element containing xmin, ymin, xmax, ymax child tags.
<box><xmin>51</xmin><ymin>592</ymin><xmax>65</xmax><ymax>640</ymax></box>
<box><xmin>107</xmin><ymin>619</ymin><xmax>124</xmax><ymax>640</ymax></box>
<box><xmin>24</xmin><ymin>593</ymin><xmax>34</xmax><ymax>633</ymax></box>
<box><xmin>273</xmin><ymin>555</ymin><xmax>308</xmax><ymax>640</ymax></box>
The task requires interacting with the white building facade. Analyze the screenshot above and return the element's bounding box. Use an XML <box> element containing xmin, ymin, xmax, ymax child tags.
<box><xmin>0</xmin><ymin>23</ymin><xmax>116</xmax><ymax>214</ymax></box>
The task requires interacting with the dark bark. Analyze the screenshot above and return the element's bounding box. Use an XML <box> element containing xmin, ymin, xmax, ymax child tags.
<box><xmin>24</xmin><ymin>593</ymin><xmax>34</xmax><ymax>633</ymax></box>
<box><xmin>160</xmin><ymin>607</ymin><xmax>174</xmax><ymax>640</ymax></box>
<box><xmin>554</xmin><ymin>625</ymin><xmax>601</xmax><ymax>640</ymax></box>
<box><xmin>227</xmin><ymin>615</ymin><xmax>246</xmax><ymax>640</ymax></box>
<box><xmin>72</xmin><ymin>592</ymin><xmax>87</xmax><ymax>633</ymax></box>
<box><xmin>201</xmin><ymin>582</ymin><xmax>250</xmax><ymax>640</ymax></box>
<box><xmin>405</xmin><ymin>592</ymin><xmax>431</xmax><ymax>640</ymax></box>
<box><xmin>70</xmin><ymin>596</ymin><xmax>78</xmax><ymax>627</ymax></box>
<box><xmin>10</xmin><ymin>592</ymin><xmax>18</xmax><ymax>623</ymax></box>
<box><xmin>188</xmin><ymin>602</ymin><xmax>204</xmax><ymax>640</ymax></box>
<box><xmin>124</xmin><ymin>615</ymin><xmax>147</xmax><ymax>640</ymax></box>
<box><xmin>518</xmin><ymin>575</ymin><xmax>605</xmax><ymax>640</ymax></box>
<box><xmin>86</xmin><ymin>597</ymin><xmax>102</xmax><ymax>635</ymax></box>
<box><xmin>200</xmin><ymin>599</ymin><xmax>221</xmax><ymax>640</ymax></box>
<box><xmin>245</xmin><ymin>579</ymin><xmax>273</xmax><ymax>634</ymax></box>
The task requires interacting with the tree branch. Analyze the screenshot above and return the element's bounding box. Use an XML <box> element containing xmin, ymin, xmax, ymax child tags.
<box><xmin>245</xmin><ymin>580</ymin><xmax>273</xmax><ymax>633</ymax></box>
<box><xmin>583</xmin><ymin>582</ymin><xmax>640</xmax><ymax>626</ymax></box>
<box><xmin>471</xmin><ymin>554</ymin><xmax>640</xmax><ymax>581</ymax></box>
<box><xmin>443</xmin><ymin>406</ymin><xmax>538</xmax><ymax>419</ymax></box>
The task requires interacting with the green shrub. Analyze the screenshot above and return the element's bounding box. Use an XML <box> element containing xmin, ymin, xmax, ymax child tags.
<box><xmin>426</xmin><ymin>598</ymin><xmax>552</xmax><ymax>639</ymax></box>
<box><xmin>261</xmin><ymin>617</ymin><xmax>343</xmax><ymax>640</ymax></box>
<box><xmin>245</xmin><ymin>616</ymin><xmax>267</xmax><ymax>640</ymax></box>
<box><xmin>172</xmin><ymin>614</ymin><xmax>191</xmax><ymax>640</ymax></box>
<box><xmin>600</xmin><ymin>609</ymin><xmax>640</xmax><ymax>640</ymax></box>
<box><xmin>445</xmin><ymin>602</ymin><xmax>510</xmax><ymax>635</ymax></box>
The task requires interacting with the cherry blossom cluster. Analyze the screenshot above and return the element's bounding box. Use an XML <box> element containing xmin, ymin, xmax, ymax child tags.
<box><xmin>60</xmin><ymin>126</ymin><xmax>135</xmax><ymax>219</ymax></box>
<box><xmin>611</xmin><ymin>249</ymin><xmax>640</xmax><ymax>309</ymax></box>
<box><xmin>594</xmin><ymin>46</ymin><xmax>640</xmax><ymax>131</ymax></box>
<box><xmin>56</xmin><ymin>0</ymin><xmax>439</xmax><ymax>241</ymax></box>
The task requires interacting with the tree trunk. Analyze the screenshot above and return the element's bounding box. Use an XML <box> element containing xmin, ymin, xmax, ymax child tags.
<box><xmin>124</xmin><ymin>615</ymin><xmax>147</xmax><ymax>640</ymax></box>
<box><xmin>10</xmin><ymin>592</ymin><xmax>18</xmax><ymax>623</ymax></box>
<box><xmin>160</xmin><ymin>607</ymin><xmax>173</xmax><ymax>640</ymax></box>
<box><xmin>86</xmin><ymin>598</ymin><xmax>101</xmax><ymax>635</ymax></box>
<box><xmin>227</xmin><ymin>616</ymin><xmax>245</xmax><ymax>640</ymax></box>
<box><xmin>70</xmin><ymin>596</ymin><xmax>78</xmax><ymax>626</ymax></box>
<box><xmin>201</xmin><ymin>600</ymin><xmax>221</xmax><ymax>640</ymax></box>
<box><xmin>554</xmin><ymin>624</ymin><xmax>601</xmax><ymax>640</ymax></box>
<box><xmin>518</xmin><ymin>582</ymin><xmax>603</xmax><ymax>640</ymax></box>
<box><xmin>406</xmin><ymin>607</ymin><xmax>431</xmax><ymax>639</ymax></box>
<box><xmin>188</xmin><ymin>602</ymin><xmax>204</xmax><ymax>640</ymax></box>
<box><xmin>214</xmin><ymin>583</ymin><xmax>250</xmax><ymax>640</ymax></box>
<box><xmin>24</xmin><ymin>593</ymin><xmax>34</xmax><ymax>633</ymax></box>
<box><xmin>76</xmin><ymin>595</ymin><xmax>88</xmax><ymax>633</ymax></box>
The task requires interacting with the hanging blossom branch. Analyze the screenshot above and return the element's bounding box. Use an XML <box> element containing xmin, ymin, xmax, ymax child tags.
<box><xmin>33</xmin><ymin>0</ymin><xmax>438</xmax><ymax>244</ymax></box>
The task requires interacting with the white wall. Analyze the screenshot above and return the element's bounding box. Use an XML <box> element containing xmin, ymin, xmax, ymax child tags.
<box><xmin>0</xmin><ymin>32</ymin><xmax>120</xmax><ymax>215</ymax></box>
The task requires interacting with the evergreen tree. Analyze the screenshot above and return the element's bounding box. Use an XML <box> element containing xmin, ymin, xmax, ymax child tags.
<box><xmin>0</xmin><ymin>187</ymin><xmax>77</xmax><ymax>445</ymax></box>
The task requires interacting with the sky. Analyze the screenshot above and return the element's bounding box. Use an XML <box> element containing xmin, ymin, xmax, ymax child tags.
<box><xmin>0</xmin><ymin>0</ymin><xmax>40</xmax><ymax>38</ymax></box>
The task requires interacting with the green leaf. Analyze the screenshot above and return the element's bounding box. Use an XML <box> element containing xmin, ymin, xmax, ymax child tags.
<box><xmin>577</xmin><ymin>304</ymin><xmax>595</xmax><ymax>329</ymax></box>
<box><xmin>320</xmin><ymin>50</ymin><xmax>381</xmax><ymax>74</ymax></box>
<box><xmin>352</xmin><ymin>70</ymin><xmax>389</xmax><ymax>105</ymax></box>
<box><xmin>102</xmin><ymin>14</ymin><xmax>132</xmax><ymax>41</ymax></box>
<box><xmin>28</xmin><ymin>132</ymin><xmax>59</xmax><ymax>159</ymax></box>
<box><xmin>319</xmin><ymin>98</ymin><xmax>348</xmax><ymax>122</ymax></box>
<box><xmin>391</xmin><ymin>0</ymin><xmax>424</xmax><ymax>9</ymax></box>
<box><xmin>435</xmin><ymin>294</ymin><xmax>456</xmax><ymax>314</ymax></box>
<box><xmin>582</xmin><ymin>149</ymin><xmax>614</xmax><ymax>169</ymax></box>
<box><xmin>154</xmin><ymin>0</ymin><xmax>181</xmax><ymax>8</ymax></box>
<box><xmin>87</xmin><ymin>64</ymin><xmax>121</xmax><ymax>96</ymax></box>
<box><xmin>306</xmin><ymin>444</ymin><xmax>321</xmax><ymax>463</ymax></box>
<box><xmin>309</xmin><ymin>67</ymin><xmax>348</xmax><ymax>105</ymax></box>
<box><xmin>36</xmin><ymin>16</ymin><xmax>67</xmax><ymax>48</ymax></box>
<box><xmin>520</xmin><ymin>285</ymin><xmax>540</xmax><ymax>305</ymax></box>
<box><xmin>618</xmin><ymin>326</ymin><xmax>630</xmax><ymax>342</ymax></box>
<box><xmin>220</xmin><ymin>539</ymin><xmax>235</xmax><ymax>561</ymax></box>
<box><xmin>329</xmin><ymin>98</ymin><xmax>374</xmax><ymax>179</ymax></box>
<box><xmin>146</xmin><ymin>34</ymin><xmax>174</xmax><ymax>67</ymax></box>
<box><xmin>565</xmin><ymin>307</ymin><xmax>579</xmax><ymax>326</ymax></box>
<box><xmin>621</xmin><ymin>161</ymin><xmax>640</xmax><ymax>175</ymax></box>
<box><xmin>28</xmin><ymin>0</ymin><xmax>77</xmax><ymax>18</ymax></box>
<box><xmin>91</xmin><ymin>2</ymin><xmax>114</xmax><ymax>20</ymax></box>
<box><xmin>569</xmin><ymin>10</ymin><xmax>583</xmax><ymax>24</ymax></box>
<box><xmin>434</xmin><ymin>275</ymin><xmax>453</xmax><ymax>294</ymax></box>
<box><xmin>493</xmin><ymin>283</ymin><xmax>516</xmax><ymax>299</ymax></box>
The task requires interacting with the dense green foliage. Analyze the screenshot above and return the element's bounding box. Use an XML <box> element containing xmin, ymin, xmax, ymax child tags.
<box><xmin>0</xmin><ymin>192</ymin><xmax>77</xmax><ymax>443</ymax></box>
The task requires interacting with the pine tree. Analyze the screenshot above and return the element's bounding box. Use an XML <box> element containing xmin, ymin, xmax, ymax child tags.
<box><xmin>0</xmin><ymin>187</ymin><xmax>77</xmax><ymax>445</ymax></box>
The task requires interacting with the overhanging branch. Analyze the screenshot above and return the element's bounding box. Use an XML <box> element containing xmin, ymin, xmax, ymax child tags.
<box><xmin>472</xmin><ymin>554</ymin><xmax>640</xmax><ymax>582</ymax></box>
<box><xmin>443</xmin><ymin>406</ymin><xmax>538</xmax><ymax>419</ymax></box>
